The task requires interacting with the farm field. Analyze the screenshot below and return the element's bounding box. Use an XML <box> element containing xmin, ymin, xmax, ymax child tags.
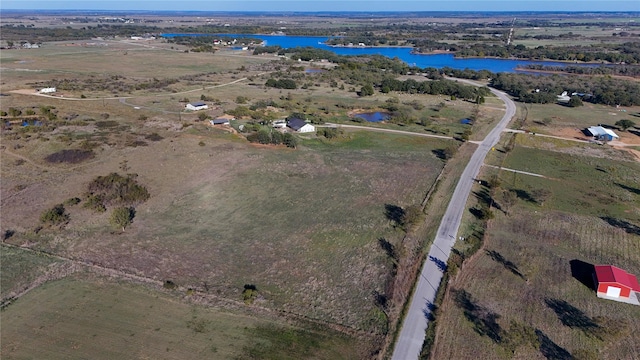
<box><xmin>512</xmin><ymin>102</ymin><xmax>640</xmax><ymax>133</ymax></box>
<box><xmin>1</xmin><ymin>276</ymin><xmax>361</xmax><ymax>360</ymax></box>
<box><xmin>430</xmin><ymin>137</ymin><xmax>640</xmax><ymax>359</ymax></box>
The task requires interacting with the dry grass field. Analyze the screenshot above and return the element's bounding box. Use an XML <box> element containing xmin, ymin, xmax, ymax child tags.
<box><xmin>0</xmin><ymin>37</ymin><xmax>476</xmax><ymax>358</ymax></box>
<box><xmin>430</xmin><ymin>137</ymin><xmax>640</xmax><ymax>360</ymax></box>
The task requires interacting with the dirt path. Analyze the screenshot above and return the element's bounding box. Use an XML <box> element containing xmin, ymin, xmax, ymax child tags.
<box><xmin>484</xmin><ymin>164</ymin><xmax>550</xmax><ymax>178</ymax></box>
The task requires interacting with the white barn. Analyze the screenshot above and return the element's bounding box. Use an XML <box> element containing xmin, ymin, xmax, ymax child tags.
<box><xmin>185</xmin><ymin>101</ymin><xmax>208</xmax><ymax>111</ymax></box>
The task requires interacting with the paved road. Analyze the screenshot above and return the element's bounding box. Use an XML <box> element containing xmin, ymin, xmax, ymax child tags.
<box><xmin>391</xmin><ymin>80</ymin><xmax>516</xmax><ymax>360</ymax></box>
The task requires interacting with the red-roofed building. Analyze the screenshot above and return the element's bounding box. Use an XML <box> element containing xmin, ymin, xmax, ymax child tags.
<box><xmin>594</xmin><ymin>265</ymin><xmax>640</xmax><ymax>304</ymax></box>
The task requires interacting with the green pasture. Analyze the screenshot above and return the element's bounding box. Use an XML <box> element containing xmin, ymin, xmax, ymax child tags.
<box><xmin>432</xmin><ymin>141</ymin><xmax>640</xmax><ymax>359</ymax></box>
<box><xmin>0</xmin><ymin>245</ymin><xmax>60</xmax><ymax>299</ymax></box>
<box><xmin>1</xmin><ymin>277</ymin><xmax>359</xmax><ymax>360</ymax></box>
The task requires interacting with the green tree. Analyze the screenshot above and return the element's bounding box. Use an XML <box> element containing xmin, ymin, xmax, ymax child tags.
<box><xmin>110</xmin><ymin>207</ymin><xmax>135</xmax><ymax>231</ymax></box>
<box><xmin>283</xmin><ymin>133</ymin><xmax>297</xmax><ymax>148</ymax></box>
<box><xmin>615</xmin><ymin>119</ymin><xmax>636</xmax><ymax>131</ymax></box>
<box><xmin>359</xmin><ymin>83</ymin><xmax>374</xmax><ymax>96</ymax></box>
<box><xmin>256</xmin><ymin>129</ymin><xmax>271</xmax><ymax>144</ymax></box>
<box><xmin>568</xmin><ymin>96</ymin><xmax>583</xmax><ymax>107</ymax></box>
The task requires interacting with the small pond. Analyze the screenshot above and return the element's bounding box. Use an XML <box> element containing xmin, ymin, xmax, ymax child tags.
<box><xmin>353</xmin><ymin>112</ymin><xmax>390</xmax><ymax>122</ymax></box>
<box><xmin>305</xmin><ymin>68</ymin><xmax>325</xmax><ymax>73</ymax></box>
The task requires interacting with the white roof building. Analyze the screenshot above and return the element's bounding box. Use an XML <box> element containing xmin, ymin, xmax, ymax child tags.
<box><xmin>587</xmin><ymin>126</ymin><xmax>619</xmax><ymax>141</ymax></box>
<box><xmin>185</xmin><ymin>101</ymin><xmax>208</xmax><ymax>111</ymax></box>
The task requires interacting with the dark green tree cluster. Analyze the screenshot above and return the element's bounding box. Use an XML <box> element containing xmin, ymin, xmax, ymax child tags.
<box><xmin>246</xmin><ymin>129</ymin><xmax>297</xmax><ymax>148</ymax></box>
<box><xmin>85</xmin><ymin>173</ymin><xmax>150</xmax><ymax>210</ymax></box>
<box><xmin>379</xmin><ymin>78</ymin><xmax>489</xmax><ymax>101</ymax></box>
<box><xmin>252</xmin><ymin>45</ymin><xmax>282</xmax><ymax>55</ymax></box>
<box><xmin>490</xmin><ymin>72</ymin><xmax>640</xmax><ymax>106</ymax></box>
<box><xmin>265</xmin><ymin>78</ymin><xmax>297</xmax><ymax>89</ymax></box>
<box><xmin>453</xmin><ymin>42</ymin><xmax>640</xmax><ymax>64</ymax></box>
<box><xmin>524</xmin><ymin>64</ymin><xmax>640</xmax><ymax>78</ymax></box>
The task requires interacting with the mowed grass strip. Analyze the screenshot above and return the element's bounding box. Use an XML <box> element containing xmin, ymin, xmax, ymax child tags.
<box><xmin>0</xmin><ymin>277</ymin><xmax>361</xmax><ymax>360</ymax></box>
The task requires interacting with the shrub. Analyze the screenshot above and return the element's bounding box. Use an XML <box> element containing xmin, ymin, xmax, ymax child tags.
<box><xmin>87</xmin><ymin>173</ymin><xmax>150</xmax><ymax>207</ymax></box>
<box><xmin>40</xmin><ymin>204</ymin><xmax>69</xmax><ymax>226</ymax></box>
<box><xmin>83</xmin><ymin>194</ymin><xmax>106</xmax><ymax>212</ymax></box>
<box><xmin>242</xmin><ymin>284</ymin><xmax>258</xmax><ymax>304</ymax></box>
<box><xmin>64</xmin><ymin>197</ymin><xmax>81</xmax><ymax>206</ymax></box>
<box><xmin>163</xmin><ymin>280</ymin><xmax>177</xmax><ymax>289</ymax></box>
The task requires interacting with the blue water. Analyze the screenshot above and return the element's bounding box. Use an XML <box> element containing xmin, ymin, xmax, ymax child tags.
<box><xmin>161</xmin><ymin>33</ymin><xmax>599</xmax><ymax>73</ymax></box>
<box><xmin>353</xmin><ymin>112</ymin><xmax>390</xmax><ymax>122</ymax></box>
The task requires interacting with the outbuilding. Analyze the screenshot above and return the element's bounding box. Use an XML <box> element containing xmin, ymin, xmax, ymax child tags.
<box><xmin>185</xmin><ymin>101</ymin><xmax>208</xmax><ymax>111</ymax></box>
<box><xmin>287</xmin><ymin>117</ymin><xmax>315</xmax><ymax>133</ymax></box>
<box><xmin>593</xmin><ymin>265</ymin><xmax>640</xmax><ymax>305</ymax></box>
<box><xmin>210</xmin><ymin>118</ymin><xmax>229</xmax><ymax>125</ymax></box>
<box><xmin>587</xmin><ymin>126</ymin><xmax>619</xmax><ymax>142</ymax></box>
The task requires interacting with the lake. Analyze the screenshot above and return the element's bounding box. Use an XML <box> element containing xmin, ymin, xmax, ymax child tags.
<box><xmin>161</xmin><ymin>33</ymin><xmax>598</xmax><ymax>73</ymax></box>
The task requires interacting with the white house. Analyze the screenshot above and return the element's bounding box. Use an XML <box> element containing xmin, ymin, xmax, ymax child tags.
<box><xmin>287</xmin><ymin>118</ymin><xmax>315</xmax><ymax>133</ymax></box>
<box><xmin>39</xmin><ymin>87</ymin><xmax>56</xmax><ymax>94</ymax></box>
<box><xmin>557</xmin><ymin>91</ymin><xmax>570</xmax><ymax>102</ymax></box>
<box><xmin>22</xmin><ymin>42</ymin><xmax>40</xmax><ymax>49</ymax></box>
<box><xmin>185</xmin><ymin>101</ymin><xmax>208</xmax><ymax>111</ymax></box>
<box><xmin>587</xmin><ymin>126</ymin><xmax>619</xmax><ymax>141</ymax></box>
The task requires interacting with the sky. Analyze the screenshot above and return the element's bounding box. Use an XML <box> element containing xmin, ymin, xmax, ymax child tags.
<box><xmin>1</xmin><ymin>1</ymin><xmax>638</xmax><ymax>12</ymax></box>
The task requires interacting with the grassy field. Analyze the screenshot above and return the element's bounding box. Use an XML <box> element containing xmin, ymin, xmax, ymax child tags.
<box><xmin>1</xmin><ymin>276</ymin><xmax>361</xmax><ymax>360</ymax></box>
<box><xmin>430</xmin><ymin>139</ymin><xmax>640</xmax><ymax>359</ymax></box>
<box><xmin>514</xmin><ymin>102</ymin><xmax>640</xmax><ymax>134</ymax></box>
<box><xmin>0</xmin><ymin>245</ymin><xmax>61</xmax><ymax>299</ymax></box>
<box><xmin>0</xmin><ymin>35</ymin><xmax>533</xmax><ymax>358</ymax></box>
<box><xmin>1</xmin><ymin>120</ymin><xmax>451</xmax><ymax>331</ymax></box>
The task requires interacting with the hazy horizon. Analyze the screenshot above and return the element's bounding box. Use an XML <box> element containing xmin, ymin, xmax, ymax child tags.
<box><xmin>1</xmin><ymin>1</ymin><xmax>639</xmax><ymax>12</ymax></box>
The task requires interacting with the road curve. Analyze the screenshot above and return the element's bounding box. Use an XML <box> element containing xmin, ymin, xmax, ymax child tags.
<box><xmin>391</xmin><ymin>81</ymin><xmax>516</xmax><ymax>360</ymax></box>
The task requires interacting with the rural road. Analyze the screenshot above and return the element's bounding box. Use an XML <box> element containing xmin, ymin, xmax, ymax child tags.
<box><xmin>391</xmin><ymin>80</ymin><xmax>516</xmax><ymax>360</ymax></box>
